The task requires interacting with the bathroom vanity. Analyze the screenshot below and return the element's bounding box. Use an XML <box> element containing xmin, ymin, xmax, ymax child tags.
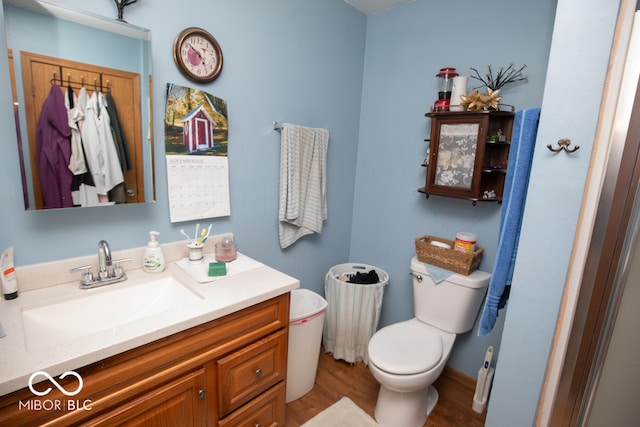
<box><xmin>0</xmin><ymin>238</ymin><xmax>298</xmax><ymax>426</ymax></box>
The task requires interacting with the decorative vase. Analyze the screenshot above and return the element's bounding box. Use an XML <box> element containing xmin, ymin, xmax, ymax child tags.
<box><xmin>449</xmin><ymin>76</ymin><xmax>468</xmax><ymax>111</ymax></box>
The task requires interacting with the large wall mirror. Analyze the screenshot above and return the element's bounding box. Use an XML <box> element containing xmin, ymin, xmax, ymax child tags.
<box><xmin>4</xmin><ymin>0</ymin><xmax>154</xmax><ymax>210</ymax></box>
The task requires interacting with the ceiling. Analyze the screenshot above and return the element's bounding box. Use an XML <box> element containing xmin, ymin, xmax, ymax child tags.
<box><xmin>345</xmin><ymin>0</ymin><xmax>414</xmax><ymax>15</ymax></box>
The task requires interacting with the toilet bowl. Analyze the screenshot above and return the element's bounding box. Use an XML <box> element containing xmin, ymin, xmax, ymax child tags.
<box><xmin>367</xmin><ymin>257</ymin><xmax>490</xmax><ymax>427</ymax></box>
<box><xmin>368</xmin><ymin>319</ymin><xmax>455</xmax><ymax>426</ymax></box>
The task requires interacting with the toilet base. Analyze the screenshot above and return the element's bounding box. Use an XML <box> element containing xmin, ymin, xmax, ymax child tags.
<box><xmin>373</xmin><ymin>384</ymin><xmax>439</xmax><ymax>427</ymax></box>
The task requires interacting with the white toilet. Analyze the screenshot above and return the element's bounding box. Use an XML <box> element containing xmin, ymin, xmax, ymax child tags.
<box><xmin>367</xmin><ymin>256</ymin><xmax>490</xmax><ymax>427</ymax></box>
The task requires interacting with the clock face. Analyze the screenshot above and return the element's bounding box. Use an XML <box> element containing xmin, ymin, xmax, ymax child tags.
<box><xmin>174</xmin><ymin>28</ymin><xmax>223</xmax><ymax>83</ymax></box>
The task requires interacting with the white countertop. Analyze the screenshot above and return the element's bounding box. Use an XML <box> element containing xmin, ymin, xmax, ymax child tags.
<box><xmin>0</xmin><ymin>243</ymin><xmax>299</xmax><ymax>396</ymax></box>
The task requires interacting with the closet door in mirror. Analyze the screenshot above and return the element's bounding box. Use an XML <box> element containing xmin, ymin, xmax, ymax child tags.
<box><xmin>21</xmin><ymin>52</ymin><xmax>143</xmax><ymax>209</ymax></box>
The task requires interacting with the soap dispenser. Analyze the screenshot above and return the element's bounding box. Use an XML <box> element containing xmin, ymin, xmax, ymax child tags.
<box><xmin>143</xmin><ymin>231</ymin><xmax>165</xmax><ymax>273</ymax></box>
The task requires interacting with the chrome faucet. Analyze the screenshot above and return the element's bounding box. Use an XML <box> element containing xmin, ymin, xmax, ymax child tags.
<box><xmin>97</xmin><ymin>240</ymin><xmax>112</xmax><ymax>280</ymax></box>
<box><xmin>70</xmin><ymin>240</ymin><xmax>130</xmax><ymax>289</ymax></box>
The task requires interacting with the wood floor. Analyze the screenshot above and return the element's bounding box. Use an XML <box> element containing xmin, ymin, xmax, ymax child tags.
<box><xmin>284</xmin><ymin>350</ymin><xmax>487</xmax><ymax>427</ymax></box>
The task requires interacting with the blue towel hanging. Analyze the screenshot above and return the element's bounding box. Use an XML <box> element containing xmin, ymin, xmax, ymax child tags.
<box><xmin>477</xmin><ymin>108</ymin><xmax>541</xmax><ymax>336</ymax></box>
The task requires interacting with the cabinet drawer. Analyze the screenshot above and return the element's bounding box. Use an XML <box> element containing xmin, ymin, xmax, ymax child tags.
<box><xmin>218</xmin><ymin>382</ymin><xmax>285</xmax><ymax>427</ymax></box>
<box><xmin>217</xmin><ymin>329</ymin><xmax>287</xmax><ymax>416</ymax></box>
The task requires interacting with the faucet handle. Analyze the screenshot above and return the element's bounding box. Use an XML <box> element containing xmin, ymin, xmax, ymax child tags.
<box><xmin>70</xmin><ymin>265</ymin><xmax>94</xmax><ymax>285</ymax></box>
<box><xmin>111</xmin><ymin>258</ymin><xmax>131</xmax><ymax>278</ymax></box>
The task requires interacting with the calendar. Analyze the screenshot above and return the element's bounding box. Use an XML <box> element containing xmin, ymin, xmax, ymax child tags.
<box><xmin>164</xmin><ymin>83</ymin><xmax>230</xmax><ymax>223</ymax></box>
<box><xmin>166</xmin><ymin>155</ymin><xmax>230</xmax><ymax>222</ymax></box>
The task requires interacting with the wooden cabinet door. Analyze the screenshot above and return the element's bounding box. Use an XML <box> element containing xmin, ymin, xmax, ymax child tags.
<box><xmin>20</xmin><ymin>51</ymin><xmax>144</xmax><ymax>208</ymax></box>
<box><xmin>425</xmin><ymin>114</ymin><xmax>487</xmax><ymax>199</ymax></box>
<box><xmin>82</xmin><ymin>368</ymin><xmax>207</xmax><ymax>427</ymax></box>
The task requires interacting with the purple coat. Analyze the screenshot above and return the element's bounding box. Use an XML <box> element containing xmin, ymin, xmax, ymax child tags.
<box><xmin>36</xmin><ymin>85</ymin><xmax>73</xmax><ymax>209</ymax></box>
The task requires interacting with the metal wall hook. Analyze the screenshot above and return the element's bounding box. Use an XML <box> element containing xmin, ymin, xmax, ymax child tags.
<box><xmin>547</xmin><ymin>138</ymin><xmax>580</xmax><ymax>153</ymax></box>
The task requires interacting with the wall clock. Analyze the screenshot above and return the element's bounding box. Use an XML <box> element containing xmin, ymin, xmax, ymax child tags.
<box><xmin>173</xmin><ymin>27</ymin><xmax>223</xmax><ymax>83</ymax></box>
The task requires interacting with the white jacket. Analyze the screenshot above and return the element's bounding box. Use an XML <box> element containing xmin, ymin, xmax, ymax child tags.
<box><xmin>80</xmin><ymin>91</ymin><xmax>124</xmax><ymax>195</ymax></box>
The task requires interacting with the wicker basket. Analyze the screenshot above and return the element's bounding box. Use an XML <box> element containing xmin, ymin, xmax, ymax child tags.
<box><xmin>415</xmin><ymin>235</ymin><xmax>484</xmax><ymax>275</ymax></box>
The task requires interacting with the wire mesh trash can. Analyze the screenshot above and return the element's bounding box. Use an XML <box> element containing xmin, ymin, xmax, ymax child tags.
<box><xmin>323</xmin><ymin>263</ymin><xmax>388</xmax><ymax>365</ymax></box>
<box><xmin>286</xmin><ymin>289</ymin><xmax>328</xmax><ymax>402</ymax></box>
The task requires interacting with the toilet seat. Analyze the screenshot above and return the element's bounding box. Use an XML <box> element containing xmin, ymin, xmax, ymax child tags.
<box><xmin>369</xmin><ymin>321</ymin><xmax>442</xmax><ymax>375</ymax></box>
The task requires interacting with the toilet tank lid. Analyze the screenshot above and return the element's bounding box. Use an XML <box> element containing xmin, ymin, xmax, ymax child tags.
<box><xmin>410</xmin><ymin>256</ymin><xmax>491</xmax><ymax>289</ymax></box>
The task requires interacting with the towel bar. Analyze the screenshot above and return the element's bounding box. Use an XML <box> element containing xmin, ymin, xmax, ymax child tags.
<box><xmin>273</xmin><ymin>121</ymin><xmax>332</xmax><ymax>135</ymax></box>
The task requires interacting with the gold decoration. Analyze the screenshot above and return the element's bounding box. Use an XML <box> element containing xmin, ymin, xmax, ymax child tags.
<box><xmin>485</xmin><ymin>88</ymin><xmax>502</xmax><ymax>110</ymax></box>
<box><xmin>460</xmin><ymin>89</ymin><xmax>481</xmax><ymax>110</ymax></box>
<box><xmin>459</xmin><ymin>88</ymin><xmax>502</xmax><ymax>111</ymax></box>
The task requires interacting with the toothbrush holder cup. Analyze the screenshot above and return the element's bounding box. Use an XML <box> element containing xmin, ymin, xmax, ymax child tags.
<box><xmin>187</xmin><ymin>243</ymin><xmax>204</xmax><ymax>263</ymax></box>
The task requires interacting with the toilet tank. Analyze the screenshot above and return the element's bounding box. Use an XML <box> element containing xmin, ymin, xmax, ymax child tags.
<box><xmin>410</xmin><ymin>256</ymin><xmax>490</xmax><ymax>334</ymax></box>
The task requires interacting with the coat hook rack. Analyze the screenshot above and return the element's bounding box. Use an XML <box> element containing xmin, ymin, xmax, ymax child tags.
<box><xmin>547</xmin><ymin>138</ymin><xmax>579</xmax><ymax>153</ymax></box>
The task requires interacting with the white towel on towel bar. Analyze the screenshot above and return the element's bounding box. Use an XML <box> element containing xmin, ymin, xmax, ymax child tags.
<box><xmin>278</xmin><ymin>123</ymin><xmax>329</xmax><ymax>249</ymax></box>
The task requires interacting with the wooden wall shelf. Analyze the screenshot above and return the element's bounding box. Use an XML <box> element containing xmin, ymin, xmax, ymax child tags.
<box><xmin>420</xmin><ymin>110</ymin><xmax>514</xmax><ymax>205</ymax></box>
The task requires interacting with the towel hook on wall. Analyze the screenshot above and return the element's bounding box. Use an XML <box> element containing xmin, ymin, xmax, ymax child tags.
<box><xmin>547</xmin><ymin>138</ymin><xmax>579</xmax><ymax>153</ymax></box>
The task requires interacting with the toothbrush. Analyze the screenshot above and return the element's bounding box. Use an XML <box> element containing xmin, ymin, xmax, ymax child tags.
<box><xmin>194</xmin><ymin>224</ymin><xmax>200</xmax><ymax>245</ymax></box>
<box><xmin>180</xmin><ymin>229</ymin><xmax>191</xmax><ymax>241</ymax></box>
<box><xmin>202</xmin><ymin>224</ymin><xmax>213</xmax><ymax>243</ymax></box>
<box><xmin>197</xmin><ymin>229</ymin><xmax>207</xmax><ymax>245</ymax></box>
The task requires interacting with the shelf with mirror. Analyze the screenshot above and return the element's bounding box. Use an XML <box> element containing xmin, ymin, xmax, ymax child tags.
<box><xmin>418</xmin><ymin>110</ymin><xmax>514</xmax><ymax>205</ymax></box>
<box><xmin>3</xmin><ymin>0</ymin><xmax>154</xmax><ymax>211</ymax></box>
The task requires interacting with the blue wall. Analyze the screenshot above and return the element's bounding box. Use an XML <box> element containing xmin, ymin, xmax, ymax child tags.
<box><xmin>0</xmin><ymin>0</ymin><xmax>558</xmax><ymax>390</ymax></box>
<box><xmin>486</xmin><ymin>0</ymin><xmax>622</xmax><ymax>424</ymax></box>
<box><xmin>350</xmin><ymin>0</ymin><xmax>557</xmax><ymax>375</ymax></box>
<box><xmin>0</xmin><ymin>0</ymin><xmax>366</xmax><ymax>304</ymax></box>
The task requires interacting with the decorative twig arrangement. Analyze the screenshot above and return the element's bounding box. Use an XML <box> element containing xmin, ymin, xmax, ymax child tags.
<box><xmin>113</xmin><ymin>0</ymin><xmax>138</xmax><ymax>22</ymax></box>
<box><xmin>469</xmin><ymin>63</ymin><xmax>527</xmax><ymax>91</ymax></box>
<box><xmin>458</xmin><ymin>63</ymin><xmax>527</xmax><ymax>111</ymax></box>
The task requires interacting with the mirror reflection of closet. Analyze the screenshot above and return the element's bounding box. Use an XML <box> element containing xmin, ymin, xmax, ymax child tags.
<box><xmin>4</xmin><ymin>0</ymin><xmax>154</xmax><ymax>210</ymax></box>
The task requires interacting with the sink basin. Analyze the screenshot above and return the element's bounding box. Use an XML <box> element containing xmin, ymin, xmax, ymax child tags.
<box><xmin>22</xmin><ymin>276</ymin><xmax>203</xmax><ymax>352</ymax></box>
